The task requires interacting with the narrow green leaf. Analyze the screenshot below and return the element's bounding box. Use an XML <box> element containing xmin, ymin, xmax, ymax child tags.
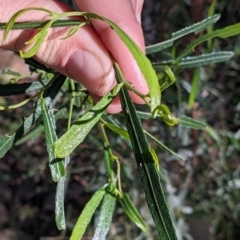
<box><xmin>208</xmin><ymin>0</ymin><xmax>218</xmax><ymax>20</ymax></box>
<box><xmin>179</xmin><ymin>116</ymin><xmax>206</xmax><ymax>129</ymax></box>
<box><xmin>0</xmin><ymin>19</ymin><xmax>82</xmax><ymax>31</ymax></box>
<box><xmin>15</xmin><ymin>124</ymin><xmax>44</xmax><ymax>146</ymax></box>
<box><xmin>20</xmin><ymin>19</ymin><xmax>55</xmax><ymax>58</ymax></box>
<box><xmin>4</xmin><ymin>69</ymin><xmax>21</xmax><ymax>77</ymax></box>
<box><xmin>41</xmin><ymin>97</ymin><xmax>66</xmax><ymax>182</ymax></box>
<box><xmin>150</xmin><ymin>147</ymin><xmax>160</xmax><ymax>171</ymax></box>
<box><xmin>178</xmin><ymin>51</ymin><xmax>234</xmax><ymax>68</ymax></box>
<box><xmin>146</xmin><ymin>14</ymin><xmax>220</xmax><ymax>54</ymax></box>
<box><xmin>154</xmin><ymin>52</ymin><xmax>234</xmax><ymax>70</ymax></box>
<box><xmin>114</xmin><ymin>63</ymin><xmax>177</xmax><ymax>239</ymax></box>
<box><xmin>0</xmin><ymin>74</ymin><xmax>65</xmax><ymax>158</ymax></box>
<box><xmin>55</xmin><ymin>176</ymin><xmax>66</xmax><ymax>230</ymax></box>
<box><xmin>205</xmin><ymin>125</ymin><xmax>221</xmax><ymax>145</ymax></box>
<box><xmin>137</xmin><ymin>111</ymin><xmax>152</xmax><ymax>120</ymax></box>
<box><xmin>3</xmin><ymin>7</ymin><xmax>53</xmax><ymax>42</ymax></box>
<box><xmin>92</xmin><ymin>193</ymin><xmax>116</xmax><ymax>240</ymax></box>
<box><xmin>53</xmin><ymin>84</ymin><xmax>122</xmax><ymax>158</ymax></box>
<box><xmin>60</xmin><ymin>22</ymin><xmax>86</xmax><ymax>39</ymax></box>
<box><xmin>146</xmin><ymin>39</ymin><xmax>175</xmax><ymax>55</ymax></box>
<box><xmin>70</xmin><ymin>187</ymin><xmax>106</xmax><ymax>240</ymax></box>
<box><xmin>119</xmin><ymin>193</ymin><xmax>147</xmax><ymax>232</ymax></box>
<box><xmin>103</xmin><ymin>144</ymin><xmax>112</xmax><ymax>177</ymax></box>
<box><xmin>177</xmin><ymin>22</ymin><xmax>240</xmax><ymax>61</ymax></box>
<box><xmin>188</xmin><ymin>68</ymin><xmax>200</xmax><ymax>109</ymax></box>
<box><xmin>86</xmin><ymin>13</ymin><xmax>160</xmax><ymax>114</ymax></box>
<box><xmin>104</xmin><ymin>120</ymin><xmax>184</xmax><ymax>161</ymax></box>
<box><xmin>103</xmin><ymin>121</ymin><xmax>130</xmax><ymax>139</ymax></box>
<box><xmin>144</xmin><ymin>131</ymin><xmax>185</xmax><ymax>161</ymax></box>
<box><xmin>172</xmin><ymin>14</ymin><xmax>220</xmax><ymax>38</ymax></box>
<box><xmin>207</xmin><ymin>0</ymin><xmax>218</xmax><ymax>48</ymax></box>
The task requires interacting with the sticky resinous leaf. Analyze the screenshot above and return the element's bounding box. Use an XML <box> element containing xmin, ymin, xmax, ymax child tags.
<box><xmin>3</xmin><ymin>7</ymin><xmax>54</xmax><ymax>42</ymax></box>
<box><xmin>41</xmin><ymin>97</ymin><xmax>66</xmax><ymax>182</ymax></box>
<box><xmin>53</xmin><ymin>84</ymin><xmax>122</xmax><ymax>158</ymax></box>
<box><xmin>119</xmin><ymin>193</ymin><xmax>147</xmax><ymax>232</ymax></box>
<box><xmin>92</xmin><ymin>193</ymin><xmax>116</xmax><ymax>240</ymax></box>
<box><xmin>115</xmin><ymin>63</ymin><xmax>178</xmax><ymax>239</ymax></box>
<box><xmin>70</xmin><ymin>187</ymin><xmax>106</xmax><ymax>240</ymax></box>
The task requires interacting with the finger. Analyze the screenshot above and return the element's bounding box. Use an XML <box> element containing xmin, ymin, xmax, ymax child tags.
<box><xmin>130</xmin><ymin>0</ymin><xmax>144</xmax><ymax>23</ymax></box>
<box><xmin>0</xmin><ymin>0</ymin><xmax>116</xmax><ymax>96</ymax></box>
<box><xmin>76</xmin><ymin>0</ymin><xmax>148</xmax><ymax>104</ymax></box>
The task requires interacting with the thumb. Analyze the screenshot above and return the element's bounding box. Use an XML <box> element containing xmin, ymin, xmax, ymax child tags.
<box><xmin>0</xmin><ymin>0</ymin><xmax>116</xmax><ymax>96</ymax></box>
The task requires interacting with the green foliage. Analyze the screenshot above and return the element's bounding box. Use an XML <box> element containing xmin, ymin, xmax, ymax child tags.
<box><xmin>70</xmin><ymin>187</ymin><xmax>106</xmax><ymax>240</ymax></box>
<box><xmin>53</xmin><ymin>84</ymin><xmax>122</xmax><ymax>158</ymax></box>
<box><xmin>0</xmin><ymin>6</ymin><xmax>239</xmax><ymax>239</ymax></box>
<box><xmin>119</xmin><ymin>193</ymin><xmax>147</xmax><ymax>232</ymax></box>
<box><xmin>92</xmin><ymin>193</ymin><xmax>116</xmax><ymax>240</ymax></box>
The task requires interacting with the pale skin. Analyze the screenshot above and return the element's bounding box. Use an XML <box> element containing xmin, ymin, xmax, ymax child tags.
<box><xmin>0</xmin><ymin>0</ymin><xmax>148</xmax><ymax>113</ymax></box>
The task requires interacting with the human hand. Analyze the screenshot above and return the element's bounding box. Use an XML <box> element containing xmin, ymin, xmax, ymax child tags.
<box><xmin>0</xmin><ymin>0</ymin><xmax>147</xmax><ymax>113</ymax></box>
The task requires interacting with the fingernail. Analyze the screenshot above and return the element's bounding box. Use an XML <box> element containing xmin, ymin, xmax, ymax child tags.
<box><xmin>66</xmin><ymin>50</ymin><xmax>114</xmax><ymax>95</ymax></box>
<box><xmin>136</xmin><ymin>13</ymin><xmax>141</xmax><ymax>24</ymax></box>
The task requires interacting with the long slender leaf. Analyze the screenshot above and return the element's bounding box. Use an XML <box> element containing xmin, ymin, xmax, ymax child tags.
<box><xmin>178</xmin><ymin>51</ymin><xmax>234</xmax><ymax>68</ymax></box>
<box><xmin>103</xmin><ymin>120</ymin><xmax>184</xmax><ymax>161</ymax></box>
<box><xmin>0</xmin><ymin>19</ymin><xmax>82</xmax><ymax>31</ymax></box>
<box><xmin>3</xmin><ymin>7</ymin><xmax>53</xmax><ymax>41</ymax></box>
<box><xmin>144</xmin><ymin>131</ymin><xmax>185</xmax><ymax>161</ymax></box>
<box><xmin>207</xmin><ymin>0</ymin><xmax>218</xmax><ymax>49</ymax></box>
<box><xmin>41</xmin><ymin>97</ymin><xmax>66</xmax><ymax>182</ymax></box>
<box><xmin>114</xmin><ymin>62</ymin><xmax>177</xmax><ymax>239</ymax></box>
<box><xmin>152</xmin><ymin>51</ymin><xmax>234</xmax><ymax>69</ymax></box>
<box><xmin>103</xmin><ymin>121</ymin><xmax>130</xmax><ymax>139</ymax></box>
<box><xmin>179</xmin><ymin>116</ymin><xmax>206</xmax><ymax>129</ymax></box>
<box><xmin>146</xmin><ymin>14</ymin><xmax>220</xmax><ymax>54</ymax></box>
<box><xmin>188</xmin><ymin>68</ymin><xmax>200</xmax><ymax>109</ymax></box>
<box><xmin>172</xmin><ymin>14</ymin><xmax>220</xmax><ymax>37</ymax></box>
<box><xmin>53</xmin><ymin>84</ymin><xmax>122</xmax><ymax>158</ymax></box>
<box><xmin>177</xmin><ymin>22</ymin><xmax>240</xmax><ymax>61</ymax></box>
<box><xmin>55</xmin><ymin>175</ymin><xmax>66</xmax><ymax>230</ymax></box>
<box><xmin>92</xmin><ymin>193</ymin><xmax>116</xmax><ymax>240</ymax></box>
<box><xmin>70</xmin><ymin>187</ymin><xmax>106</xmax><ymax>240</ymax></box>
<box><xmin>119</xmin><ymin>193</ymin><xmax>147</xmax><ymax>232</ymax></box>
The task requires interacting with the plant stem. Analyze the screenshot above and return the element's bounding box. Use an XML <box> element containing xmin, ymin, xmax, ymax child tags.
<box><xmin>0</xmin><ymin>19</ymin><xmax>83</xmax><ymax>30</ymax></box>
<box><xmin>67</xmin><ymin>79</ymin><xmax>75</xmax><ymax>130</ymax></box>
<box><xmin>100</xmin><ymin>123</ymin><xmax>115</xmax><ymax>184</ymax></box>
<box><xmin>122</xmin><ymin>79</ymin><xmax>151</xmax><ymax>108</ymax></box>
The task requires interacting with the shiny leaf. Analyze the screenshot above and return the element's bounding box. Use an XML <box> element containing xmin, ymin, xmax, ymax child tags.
<box><xmin>179</xmin><ymin>116</ymin><xmax>206</xmax><ymax>129</ymax></box>
<box><xmin>92</xmin><ymin>193</ymin><xmax>116</xmax><ymax>240</ymax></box>
<box><xmin>70</xmin><ymin>187</ymin><xmax>106</xmax><ymax>240</ymax></box>
<box><xmin>41</xmin><ymin>97</ymin><xmax>66</xmax><ymax>182</ymax></box>
<box><xmin>119</xmin><ymin>193</ymin><xmax>147</xmax><ymax>232</ymax></box>
<box><xmin>115</xmin><ymin>62</ymin><xmax>177</xmax><ymax>239</ymax></box>
<box><xmin>54</xmin><ymin>84</ymin><xmax>122</xmax><ymax>158</ymax></box>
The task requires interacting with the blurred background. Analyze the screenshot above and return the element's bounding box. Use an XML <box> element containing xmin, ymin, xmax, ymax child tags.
<box><xmin>0</xmin><ymin>0</ymin><xmax>240</xmax><ymax>239</ymax></box>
